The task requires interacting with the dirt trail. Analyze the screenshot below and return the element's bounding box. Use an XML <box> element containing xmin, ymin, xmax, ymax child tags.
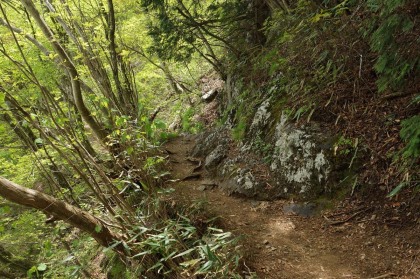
<box><xmin>164</xmin><ymin>136</ymin><xmax>419</xmax><ymax>279</ymax></box>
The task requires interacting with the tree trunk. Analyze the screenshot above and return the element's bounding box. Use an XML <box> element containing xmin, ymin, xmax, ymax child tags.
<box><xmin>0</xmin><ymin>176</ymin><xmax>126</xmax><ymax>254</ymax></box>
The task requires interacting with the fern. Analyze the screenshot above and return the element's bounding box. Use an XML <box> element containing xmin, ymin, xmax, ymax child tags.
<box><xmin>400</xmin><ymin>115</ymin><xmax>420</xmax><ymax>159</ymax></box>
<box><xmin>367</xmin><ymin>0</ymin><xmax>419</xmax><ymax>92</ymax></box>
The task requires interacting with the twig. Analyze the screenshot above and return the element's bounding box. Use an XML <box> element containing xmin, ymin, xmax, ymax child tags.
<box><xmin>186</xmin><ymin>157</ymin><xmax>201</xmax><ymax>163</ymax></box>
<box><xmin>406</xmin><ymin>254</ymin><xmax>417</xmax><ymax>273</ymax></box>
<box><xmin>325</xmin><ymin>205</ymin><xmax>365</xmax><ymax>218</ymax></box>
<box><xmin>381</xmin><ymin>92</ymin><xmax>411</xmax><ymax>100</ymax></box>
<box><xmin>165</xmin><ymin>148</ymin><xmax>175</xmax><ymax>154</ymax></box>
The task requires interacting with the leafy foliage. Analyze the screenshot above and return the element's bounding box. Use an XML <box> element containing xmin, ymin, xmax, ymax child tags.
<box><xmin>366</xmin><ymin>0</ymin><xmax>419</xmax><ymax>92</ymax></box>
<box><xmin>0</xmin><ymin>0</ymin><xmax>238</xmax><ymax>277</ymax></box>
<box><xmin>400</xmin><ymin>115</ymin><xmax>420</xmax><ymax>160</ymax></box>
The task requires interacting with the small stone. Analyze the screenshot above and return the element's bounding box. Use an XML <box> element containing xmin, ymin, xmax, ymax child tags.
<box><xmin>251</xmin><ymin>201</ymin><xmax>260</xmax><ymax>207</ymax></box>
<box><xmin>263</xmin><ymin>239</ymin><xmax>269</xmax><ymax>245</ymax></box>
<box><xmin>365</xmin><ymin>241</ymin><xmax>373</xmax><ymax>246</ymax></box>
<box><xmin>197</xmin><ymin>185</ymin><xmax>206</xmax><ymax>191</ymax></box>
<box><xmin>202</xmin><ymin>88</ymin><xmax>218</xmax><ymax>102</ymax></box>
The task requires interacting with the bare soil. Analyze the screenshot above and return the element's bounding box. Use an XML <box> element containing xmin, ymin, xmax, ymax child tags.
<box><xmin>164</xmin><ymin>135</ymin><xmax>419</xmax><ymax>279</ymax></box>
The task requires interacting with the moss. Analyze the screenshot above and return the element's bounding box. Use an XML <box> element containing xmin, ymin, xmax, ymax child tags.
<box><xmin>267</xmin><ymin>96</ymin><xmax>289</xmax><ymax>139</ymax></box>
<box><xmin>232</xmin><ymin>117</ymin><xmax>247</xmax><ymax>141</ymax></box>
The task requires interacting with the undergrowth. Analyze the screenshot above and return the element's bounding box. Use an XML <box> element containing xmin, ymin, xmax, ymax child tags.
<box><xmin>101</xmin><ymin>191</ymin><xmax>245</xmax><ymax>279</ymax></box>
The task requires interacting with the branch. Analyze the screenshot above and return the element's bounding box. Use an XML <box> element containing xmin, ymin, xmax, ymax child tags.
<box><xmin>0</xmin><ymin>17</ymin><xmax>50</xmax><ymax>55</ymax></box>
<box><xmin>0</xmin><ymin>176</ymin><xmax>126</xmax><ymax>254</ymax></box>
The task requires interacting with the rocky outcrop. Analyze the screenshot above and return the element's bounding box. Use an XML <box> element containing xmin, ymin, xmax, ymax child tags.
<box><xmin>204</xmin><ymin>144</ymin><xmax>227</xmax><ymax>169</ymax></box>
<box><xmin>191</xmin><ymin>97</ymin><xmax>348</xmax><ymax>200</ymax></box>
<box><xmin>192</xmin><ymin>127</ymin><xmax>229</xmax><ymax>158</ymax></box>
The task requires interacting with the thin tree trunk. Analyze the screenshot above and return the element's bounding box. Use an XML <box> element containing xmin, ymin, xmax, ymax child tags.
<box><xmin>20</xmin><ymin>0</ymin><xmax>109</xmax><ymax>144</ymax></box>
<box><xmin>1</xmin><ymin>112</ymin><xmax>38</xmax><ymax>151</ymax></box>
<box><xmin>0</xmin><ymin>17</ymin><xmax>50</xmax><ymax>55</ymax></box>
<box><xmin>0</xmin><ymin>176</ymin><xmax>126</xmax><ymax>254</ymax></box>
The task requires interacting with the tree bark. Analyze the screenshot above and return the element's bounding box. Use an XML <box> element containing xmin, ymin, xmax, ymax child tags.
<box><xmin>0</xmin><ymin>176</ymin><xmax>125</xmax><ymax>254</ymax></box>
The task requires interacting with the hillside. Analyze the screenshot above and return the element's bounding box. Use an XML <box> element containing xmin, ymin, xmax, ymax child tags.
<box><xmin>0</xmin><ymin>0</ymin><xmax>418</xmax><ymax>278</ymax></box>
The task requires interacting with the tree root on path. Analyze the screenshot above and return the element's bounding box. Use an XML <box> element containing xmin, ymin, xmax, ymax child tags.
<box><xmin>323</xmin><ymin>207</ymin><xmax>372</xmax><ymax>227</ymax></box>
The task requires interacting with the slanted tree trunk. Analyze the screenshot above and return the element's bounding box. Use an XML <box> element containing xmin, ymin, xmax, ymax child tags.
<box><xmin>0</xmin><ymin>176</ymin><xmax>126</xmax><ymax>255</ymax></box>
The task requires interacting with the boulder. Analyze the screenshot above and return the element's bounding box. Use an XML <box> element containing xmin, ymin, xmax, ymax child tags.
<box><xmin>191</xmin><ymin>127</ymin><xmax>229</xmax><ymax>157</ymax></box>
<box><xmin>270</xmin><ymin>113</ymin><xmax>332</xmax><ymax>198</ymax></box>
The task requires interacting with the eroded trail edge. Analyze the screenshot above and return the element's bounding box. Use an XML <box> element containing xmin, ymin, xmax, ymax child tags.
<box><xmin>165</xmin><ymin>136</ymin><xmax>419</xmax><ymax>279</ymax></box>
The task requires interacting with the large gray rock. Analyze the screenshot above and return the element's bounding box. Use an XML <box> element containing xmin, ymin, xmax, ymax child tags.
<box><xmin>202</xmin><ymin>88</ymin><xmax>218</xmax><ymax>102</ymax></box>
<box><xmin>220</xmin><ymin>169</ymin><xmax>258</xmax><ymax>197</ymax></box>
<box><xmin>269</xmin><ymin>113</ymin><xmax>332</xmax><ymax>197</ymax></box>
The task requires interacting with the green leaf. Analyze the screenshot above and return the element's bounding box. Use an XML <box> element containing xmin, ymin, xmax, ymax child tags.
<box><xmin>95</xmin><ymin>225</ymin><xmax>102</xmax><ymax>233</ymax></box>
<box><xmin>180</xmin><ymin>258</ymin><xmax>201</xmax><ymax>268</ymax></box>
<box><xmin>44</xmin><ymin>240</ymin><xmax>53</xmax><ymax>257</ymax></box>
<box><xmin>62</xmin><ymin>255</ymin><xmax>75</xmax><ymax>263</ymax></box>
<box><xmin>37</xmin><ymin>263</ymin><xmax>47</xmax><ymax>271</ymax></box>
<box><xmin>133</xmin><ymin>250</ymin><xmax>151</xmax><ymax>258</ymax></box>
<box><xmin>103</xmin><ymin>241</ymin><xmax>122</xmax><ymax>253</ymax></box>
<box><xmin>120</xmin><ymin>49</ymin><xmax>130</xmax><ymax>56</ymax></box>
<box><xmin>27</xmin><ymin>266</ymin><xmax>37</xmax><ymax>277</ymax></box>
<box><xmin>173</xmin><ymin>248</ymin><xmax>195</xmax><ymax>259</ymax></box>
<box><xmin>387</xmin><ymin>182</ymin><xmax>407</xmax><ymax>198</ymax></box>
<box><xmin>0</xmin><ymin>205</ymin><xmax>11</xmax><ymax>214</ymax></box>
<box><xmin>148</xmin><ymin>261</ymin><xmax>164</xmax><ymax>272</ymax></box>
<box><xmin>196</xmin><ymin>260</ymin><xmax>214</xmax><ymax>273</ymax></box>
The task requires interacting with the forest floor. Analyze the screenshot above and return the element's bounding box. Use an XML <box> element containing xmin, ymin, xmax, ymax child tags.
<box><xmin>164</xmin><ymin>135</ymin><xmax>419</xmax><ymax>279</ymax></box>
